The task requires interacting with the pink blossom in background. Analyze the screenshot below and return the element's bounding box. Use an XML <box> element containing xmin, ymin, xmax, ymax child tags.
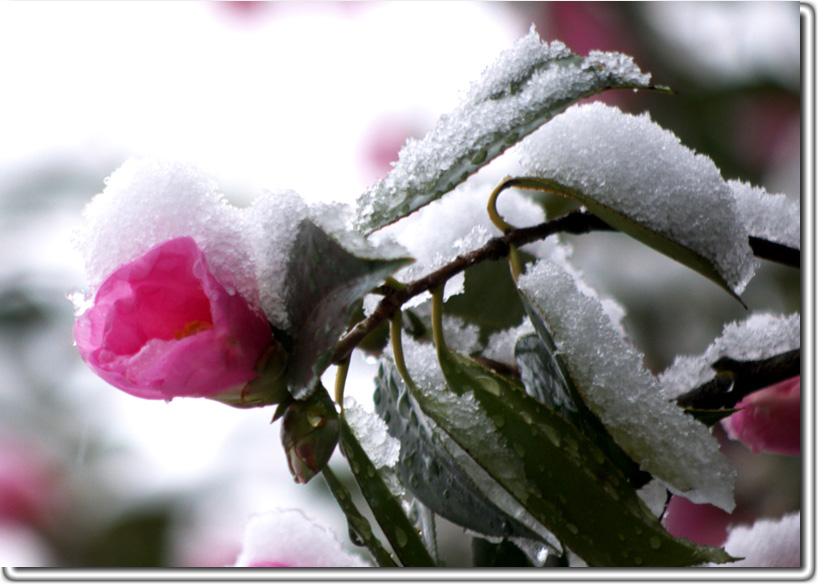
<box><xmin>74</xmin><ymin>236</ymin><xmax>272</xmax><ymax>401</ymax></box>
<box><xmin>662</xmin><ymin>495</ymin><xmax>732</xmax><ymax>547</ymax></box>
<box><xmin>0</xmin><ymin>440</ymin><xmax>62</xmax><ymax>528</ymax></box>
<box><xmin>232</xmin><ymin>509</ymin><xmax>369</xmax><ymax>567</ymax></box>
<box><xmin>723</xmin><ymin>376</ymin><xmax>800</xmax><ymax>456</ymax></box>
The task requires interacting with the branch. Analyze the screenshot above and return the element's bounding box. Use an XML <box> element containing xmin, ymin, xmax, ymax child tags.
<box><xmin>330</xmin><ymin>210</ymin><xmax>799</xmax><ymax>365</ymax></box>
<box><xmin>331</xmin><ymin>210</ymin><xmax>609</xmax><ymax>364</ymax></box>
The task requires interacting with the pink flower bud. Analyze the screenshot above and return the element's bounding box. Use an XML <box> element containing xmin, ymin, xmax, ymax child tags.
<box><xmin>74</xmin><ymin>237</ymin><xmax>275</xmax><ymax>401</ymax></box>
<box><xmin>722</xmin><ymin>376</ymin><xmax>800</xmax><ymax>455</ymax></box>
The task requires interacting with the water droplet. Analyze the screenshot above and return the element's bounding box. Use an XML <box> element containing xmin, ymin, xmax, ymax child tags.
<box><xmin>394</xmin><ymin>528</ymin><xmax>408</xmax><ymax>548</ymax></box>
<box><xmin>493</xmin><ymin>415</ymin><xmax>505</xmax><ymax>429</ymax></box>
<box><xmin>478</xmin><ymin>375</ymin><xmax>501</xmax><ymax>396</ymax></box>
<box><xmin>410</xmin><ymin>474</ymin><xmax>419</xmax><ymax>488</ymax></box>
<box><xmin>593</xmin><ymin>451</ymin><xmax>605</xmax><ymax>464</ymax></box>
<box><xmin>348</xmin><ymin>528</ymin><xmax>365</xmax><ymax>547</ymax></box>
<box><xmin>649</xmin><ymin>536</ymin><xmax>661</xmax><ymax>550</ymax></box>
<box><xmin>366</xmin><ymin>465</ymin><xmax>375</xmax><ymax>478</ymax></box>
<box><xmin>383</xmin><ymin>411</ymin><xmax>391</xmax><ymax>424</ymax></box>
<box><xmin>634</xmin><ymin>556</ymin><xmax>643</xmax><ymax>566</ymax></box>
<box><xmin>567</xmin><ymin>523</ymin><xmax>579</xmax><ymax>535</ymax></box>
<box><xmin>373</xmin><ymin>388</ymin><xmax>381</xmax><ymax>405</ymax></box>
<box><xmin>520</xmin><ymin>411</ymin><xmax>533</xmax><ymax>425</ymax></box>
<box><xmin>351</xmin><ymin>460</ymin><xmax>361</xmax><ymax>474</ymax></box>
<box><xmin>558</xmin><ymin>494</ymin><xmax>567</xmax><ymax>505</ymax></box>
<box><xmin>470</xmin><ymin>149</ymin><xmax>487</xmax><ymax>165</ymax></box>
<box><xmin>617</xmin><ymin>533</ymin><xmax>625</xmax><ymax>542</ymax></box>
<box><xmin>443</xmin><ymin>488</ymin><xmax>450</xmax><ymax>499</ymax></box>
<box><xmin>514</xmin><ymin>443</ymin><xmax>525</xmax><ymax>458</ymax></box>
<box><xmin>410</xmin><ymin>410</ymin><xmax>419</xmax><ymax>427</ymax></box>
<box><xmin>397</xmin><ymin>392</ymin><xmax>411</xmax><ymax>418</ymax></box>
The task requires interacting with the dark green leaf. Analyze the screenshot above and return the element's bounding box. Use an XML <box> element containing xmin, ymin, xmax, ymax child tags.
<box><xmin>322</xmin><ymin>466</ymin><xmax>398</xmax><ymax>567</ymax></box>
<box><xmin>282</xmin><ymin>218</ymin><xmax>411</xmax><ymax>398</ymax></box>
<box><xmin>339</xmin><ymin>415</ymin><xmax>436</xmax><ymax>567</ymax></box>
<box><xmin>428</xmin><ymin>347</ymin><xmax>735</xmax><ymax>567</ymax></box>
<box><xmin>373</xmin><ymin>361</ymin><xmax>546</xmax><ymax>545</ymax></box>
<box><xmin>685</xmin><ymin>408</ymin><xmax>743</xmax><ymax>427</ymax></box>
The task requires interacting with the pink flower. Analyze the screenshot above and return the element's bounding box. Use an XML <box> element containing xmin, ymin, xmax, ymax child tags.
<box><xmin>662</xmin><ymin>495</ymin><xmax>732</xmax><ymax>547</ymax></box>
<box><xmin>74</xmin><ymin>237</ymin><xmax>273</xmax><ymax>401</ymax></box>
<box><xmin>723</xmin><ymin>376</ymin><xmax>800</xmax><ymax>455</ymax></box>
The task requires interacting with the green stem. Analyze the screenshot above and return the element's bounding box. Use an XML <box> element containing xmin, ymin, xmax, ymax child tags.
<box><xmin>322</xmin><ymin>466</ymin><xmax>398</xmax><ymax>567</ymax></box>
<box><xmin>431</xmin><ymin>284</ymin><xmax>447</xmax><ymax>359</ymax></box>
<box><xmin>486</xmin><ymin>179</ymin><xmax>516</xmax><ymax>233</ymax></box>
<box><xmin>390</xmin><ymin>310</ymin><xmax>418</xmax><ymax>392</ymax></box>
<box><xmin>334</xmin><ymin>357</ymin><xmax>350</xmax><ymax>406</ymax></box>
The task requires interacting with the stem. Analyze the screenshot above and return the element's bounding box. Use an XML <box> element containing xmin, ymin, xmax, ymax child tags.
<box><xmin>390</xmin><ymin>310</ymin><xmax>417</xmax><ymax>392</ymax></box>
<box><xmin>334</xmin><ymin>357</ymin><xmax>350</xmax><ymax>406</ymax></box>
<box><xmin>431</xmin><ymin>285</ymin><xmax>447</xmax><ymax>358</ymax></box>
<box><xmin>486</xmin><ymin>180</ymin><xmax>516</xmax><ymax>233</ymax></box>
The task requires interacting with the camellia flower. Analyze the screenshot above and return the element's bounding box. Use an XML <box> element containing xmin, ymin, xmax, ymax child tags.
<box><xmin>722</xmin><ymin>376</ymin><xmax>800</xmax><ymax>456</ymax></box>
<box><xmin>74</xmin><ymin>236</ymin><xmax>280</xmax><ymax>403</ymax></box>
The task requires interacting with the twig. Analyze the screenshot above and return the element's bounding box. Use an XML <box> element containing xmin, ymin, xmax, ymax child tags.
<box><xmin>330</xmin><ymin>211</ymin><xmax>798</xmax><ymax>365</ymax></box>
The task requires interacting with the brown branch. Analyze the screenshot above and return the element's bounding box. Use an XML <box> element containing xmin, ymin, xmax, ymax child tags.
<box><xmin>330</xmin><ymin>210</ymin><xmax>799</xmax><ymax>365</ymax></box>
<box><xmin>330</xmin><ymin>210</ymin><xmax>610</xmax><ymax>364</ymax></box>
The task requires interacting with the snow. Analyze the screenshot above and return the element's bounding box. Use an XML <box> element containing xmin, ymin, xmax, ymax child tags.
<box><xmin>730</xmin><ymin>180</ymin><xmax>801</xmax><ymax>250</ymax></box>
<box><xmin>343</xmin><ymin>396</ymin><xmax>400</xmax><ymax>469</ymax></box>
<box><xmin>518</xmin><ymin>257</ymin><xmax>736</xmax><ymax>512</ymax></box>
<box><xmin>716</xmin><ymin>512</ymin><xmax>800</xmax><ymax>568</ymax></box>
<box><xmin>242</xmin><ymin>188</ymin><xmax>309</xmax><ymax>329</ymax></box>
<box><xmin>355</xmin><ymin>27</ymin><xmax>657</xmax><ymax>232</ymax></box>
<box><xmin>660</xmin><ymin>313</ymin><xmax>801</xmax><ymax>399</ymax></box>
<box><xmin>232</xmin><ymin>508</ymin><xmax>370</xmax><ymax>567</ymax></box>
<box><xmin>518</xmin><ymin>101</ymin><xmax>758</xmax><ymax>297</ymax></box>
<box><xmin>73</xmin><ymin>158</ymin><xmax>254</xmax><ymax>303</ymax></box>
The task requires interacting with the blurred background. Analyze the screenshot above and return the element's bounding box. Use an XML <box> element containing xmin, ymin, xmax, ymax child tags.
<box><xmin>0</xmin><ymin>2</ymin><xmax>801</xmax><ymax>567</ymax></box>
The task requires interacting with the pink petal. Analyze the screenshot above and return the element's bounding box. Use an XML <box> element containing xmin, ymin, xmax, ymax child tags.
<box><xmin>75</xmin><ymin>237</ymin><xmax>271</xmax><ymax>400</ymax></box>
<box><xmin>723</xmin><ymin>377</ymin><xmax>800</xmax><ymax>455</ymax></box>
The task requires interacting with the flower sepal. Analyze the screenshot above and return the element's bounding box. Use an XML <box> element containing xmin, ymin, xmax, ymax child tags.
<box><xmin>209</xmin><ymin>340</ymin><xmax>290</xmax><ymax>409</ymax></box>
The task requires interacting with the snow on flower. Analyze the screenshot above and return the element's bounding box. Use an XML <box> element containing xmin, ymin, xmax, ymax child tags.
<box><xmin>73</xmin><ymin>236</ymin><xmax>273</xmax><ymax>400</ymax></box>
<box><xmin>723</xmin><ymin>376</ymin><xmax>800</xmax><ymax>456</ymax></box>
<box><xmin>232</xmin><ymin>509</ymin><xmax>369</xmax><ymax>567</ymax></box>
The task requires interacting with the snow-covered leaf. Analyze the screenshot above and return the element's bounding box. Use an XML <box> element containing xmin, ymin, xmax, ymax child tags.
<box><xmin>518</xmin><ymin>102</ymin><xmax>758</xmax><ymax>301</ymax></box>
<box><xmin>660</xmin><ymin>313</ymin><xmax>800</xmax><ymax>400</ymax></box>
<box><xmin>278</xmin><ymin>217</ymin><xmax>411</xmax><ymax>399</ymax></box>
<box><xmin>373</xmin><ymin>359</ymin><xmax>546</xmax><ymax>545</ymax></box>
<box><xmin>515</xmin><ymin>332</ymin><xmax>647</xmax><ymax>487</ymax></box>
<box><xmin>518</xmin><ymin>257</ymin><xmax>737</xmax><ymax>512</ymax></box>
<box><xmin>355</xmin><ymin>28</ymin><xmax>665</xmax><ymax>233</ymax></box>
<box><xmin>431</xmin><ymin>345</ymin><xmax>734</xmax><ymax>566</ymax></box>
<box><xmin>339</xmin><ymin>409</ymin><xmax>436</xmax><ymax>567</ymax></box>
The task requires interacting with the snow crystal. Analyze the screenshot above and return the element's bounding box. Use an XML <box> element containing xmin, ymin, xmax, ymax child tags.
<box><xmin>518</xmin><ymin>257</ymin><xmax>736</xmax><ymax>511</ymax></box>
<box><xmin>343</xmin><ymin>396</ymin><xmax>400</xmax><ymax>469</ymax></box>
<box><xmin>660</xmin><ymin>313</ymin><xmax>800</xmax><ymax>399</ymax></box>
<box><xmin>519</xmin><ymin>102</ymin><xmax>758</xmax><ymax>296</ymax></box>
<box><xmin>74</xmin><ymin>158</ymin><xmax>256</xmax><ymax>305</ymax></box>
<box><xmin>232</xmin><ymin>508</ymin><xmax>369</xmax><ymax>567</ymax></box>
<box><xmin>356</xmin><ymin>27</ymin><xmax>657</xmax><ymax>233</ymax></box>
<box><xmin>715</xmin><ymin>512</ymin><xmax>800</xmax><ymax>568</ymax></box>
<box><xmin>483</xmin><ymin>318</ymin><xmax>535</xmax><ymax>365</ymax></box>
<box><xmin>242</xmin><ymin>189</ymin><xmax>309</xmax><ymax>329</ymax></box>
<box><xmin>730</xmin><ymin>180</ymin><xmax>800</xmax><ymax>250</ymax></box>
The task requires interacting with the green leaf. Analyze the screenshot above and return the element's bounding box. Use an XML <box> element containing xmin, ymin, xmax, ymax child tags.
<box><xmin>511</xmin><ymin>176</ymin><xmax>746</xmax><ymax>304</ymax></box>
<box><xmin>355</xmin><ymin>30</ymin><xmax>667</xmax><ymax>233</ymax></box>
<box><xmin>339</xmin><ymin>414</ymin><xmax>437</xmax><ymax>567</ymax></box>
<box><xmin>373</xmin><ymin>361</ymin><xmax>548</xmax><ymax>546</ymax></box>
<box><xmin>321</xmin><ymin>466</ymin><xmax>398</xmax><ymax>567</ymax></box>
<box><xmin>281</xmin><ymin>218</ymin><xmax>411</xmax><ymax>398</ymax></box>
<box><xmin>428</xmin><ymin>347</ymin><xmax>735</xmax><ymax>567</ymax></box>
<box><xmin>685</xmin><ymin>407</ymin><xmax>742</xmax><ymax>427</ymax></box>
<box><xmin>515</xmin><ymin>332</ymin><xmax>650</xmax><ymax>489</ymax></box>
